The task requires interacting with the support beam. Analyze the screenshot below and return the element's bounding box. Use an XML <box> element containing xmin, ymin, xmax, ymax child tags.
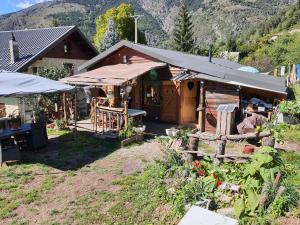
<box><xmin>197</xmin><ymin>80</ymin><xmax>205</xmax><ymax>132</ymax></box>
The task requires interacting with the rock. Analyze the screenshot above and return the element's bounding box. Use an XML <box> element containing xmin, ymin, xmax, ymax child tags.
<box><xmin>217</xmin><ymin>207</ymin><xmax>235</xmax><ymax>217</ymax></box>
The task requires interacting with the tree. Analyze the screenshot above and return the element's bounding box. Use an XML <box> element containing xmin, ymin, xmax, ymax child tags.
<box><xmin>99</xmin><ymin>20</ymin><xmax>120</xmax><ymax>52</ymax></box>
<box><xmin>172</xmin><ymin>0</ymin><xmax>195</xmax><ymax>53</ymax></box>
<box><xmin>93</xmin><ymin>3</ymin><xmax>145</xmax><ymax>48</ymax></box>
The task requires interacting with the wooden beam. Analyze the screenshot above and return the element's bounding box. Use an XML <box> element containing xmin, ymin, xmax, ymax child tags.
<box><xmin>197</xmin><ymin>81</ymin><xmax>205</xmax><ymax>132</ymax></box>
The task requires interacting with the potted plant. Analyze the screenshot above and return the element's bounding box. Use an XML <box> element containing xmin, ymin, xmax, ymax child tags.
<box><xmin>243</xmin><ymin>145</ymin><xmax>255</xmax><ymax>154</ymax></box>
<box><xmin>165</xmin><ymin>127</ymin><xmax>179</xmax><ymax>138</ymax></box>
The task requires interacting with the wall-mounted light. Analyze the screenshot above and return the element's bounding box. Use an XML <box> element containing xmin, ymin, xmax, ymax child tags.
<box><xmin>64</xmin><ymin>41</ymin><xmax>71</xmax><ymax>53</ymax></box>
<box><xmin>125</xmin><ymin>85</ymin><xmax>132</xmax><ymax>93</ymax></box>
<box><xmin>123</xmin><ymin>55</ymin><xmax>128</xmax><ymax>64</ymax></box>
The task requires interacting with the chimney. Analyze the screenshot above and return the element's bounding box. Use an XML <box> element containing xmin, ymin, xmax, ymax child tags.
<box><xmin>208</xmin><ymin>44</ymin><xmax>212</xmax><ymax>63</ymax></box>
<box><xmin>9</xmin><ymin>32</ymin><xmax>19</xmax><ymax>64</ymax></box>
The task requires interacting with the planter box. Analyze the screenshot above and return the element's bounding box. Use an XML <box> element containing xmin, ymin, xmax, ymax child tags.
<box><xmin>121</xmin><ymin>133</ymin><xmax>144</xmax><ymax>147</ymax></box>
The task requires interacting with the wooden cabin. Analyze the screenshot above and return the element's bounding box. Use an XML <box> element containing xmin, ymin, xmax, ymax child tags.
<box><xmin>62</xmin><ymin>40</ymin><xmax>287</xmax><ymax>133</ymax></box>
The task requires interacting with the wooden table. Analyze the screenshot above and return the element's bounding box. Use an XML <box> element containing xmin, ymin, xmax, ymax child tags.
<box><xmin>0</xmin><ymin>124</ymin><xmax>32</xmax><ymax>166</ymax></box>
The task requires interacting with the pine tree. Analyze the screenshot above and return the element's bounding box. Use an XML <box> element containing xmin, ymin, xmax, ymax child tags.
<box><xmin>172</xmin><ymin>0</ymin><xmax>195</xmax><ymax>53</ymax></box>
<box><xmin>99</xmin><ymin>20</ymin><xmax>120</xmax><ymax>52</ymax></box>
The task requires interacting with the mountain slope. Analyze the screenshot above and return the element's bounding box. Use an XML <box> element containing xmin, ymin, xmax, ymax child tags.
<box><xmin>0</xmin><ymin>0</ymin><xmax>297</xmax><ymax>47</ymax></box>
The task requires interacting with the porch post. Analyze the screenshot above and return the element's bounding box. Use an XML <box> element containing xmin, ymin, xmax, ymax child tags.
<box><xmin>198</xmin><ymin>80</ymin><xmax>205</xmax><ymax>132</ymax></box>
<box><xmin>94</xmin><ymin>86</ymin><xmax>97</xmax><ymax>134</ymax></box>
<box><xmin>74</xmin><ymin>85</ymin><xmax>77</xmax><ymax>134</ymax></box>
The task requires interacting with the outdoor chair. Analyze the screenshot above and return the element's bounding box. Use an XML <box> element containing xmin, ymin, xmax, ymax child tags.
<box><xmin>27</xmin><ymin>122</ymin><xmax>47</xmax><ymax>150</ymax></box>
<box><xmin>0</xmin><ymin>138</ymin><xmax>20</xmax><ymax>165</ymax></box>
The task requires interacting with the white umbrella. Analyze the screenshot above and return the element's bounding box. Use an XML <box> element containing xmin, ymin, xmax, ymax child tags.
<box><xmin>0</xmin><ymin>71</ymin><xmax>74</xmax><ymax>97</ymax></box>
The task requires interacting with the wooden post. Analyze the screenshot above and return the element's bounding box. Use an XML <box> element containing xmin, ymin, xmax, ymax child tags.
<box><xmin>124</xmin><ymin>100</ymin><xmax>128</xmax><ymax>128</ymax></box>
<box><xmin>198</xmin><ymin>81</ymin><xmax>205</xmax><ymax>132</ymax></box>
<box><xmin>185</xmin><ymin>136</ymin><xmax>199</xmax><ymax>163</ymax></box>
<box><xmin>214</xmin><ymin>139</ymin><xmax>226</xmax><ymax>164</ymax></box>
<box><xmin>74</xmin><ymin>85</ymin><xmax>78</xmax><ymax>135</ymax></box>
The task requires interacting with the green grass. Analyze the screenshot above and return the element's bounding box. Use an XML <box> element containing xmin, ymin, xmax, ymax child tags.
<box><xmin>0</xmin><ymin>130</ymin><xmax>119</xmax><ymax>220</ymax></box>
<box><xmin>57</xmin><ymin>164</ymin><xmax>179</xmax><ymax>225</ymax></box>
<box><xmin>290</xmin><ymin>84</ymin><xmax>300</xmax><ymax>101</ymax></box>
<box><xmin>281</xmin><ymin>151</ymin><xmax>300</xmax><ymax>189</ymax></box>
<box><xmin>280</xmin><ymin>125</ymin><xmax>300</xmax><ymax>142</ymax></box>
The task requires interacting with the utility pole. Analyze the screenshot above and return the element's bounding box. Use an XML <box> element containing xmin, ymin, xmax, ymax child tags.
<box><xmin>130</xmin><ymin>15</ymin><xmax>143</xmax><ymax>44</ymax></box>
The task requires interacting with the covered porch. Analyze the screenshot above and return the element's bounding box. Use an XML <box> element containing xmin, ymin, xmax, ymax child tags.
<box><xmin>61</xmin><ymin>61</ymin><xmax>181</xmax><ymax>133</ymax></box>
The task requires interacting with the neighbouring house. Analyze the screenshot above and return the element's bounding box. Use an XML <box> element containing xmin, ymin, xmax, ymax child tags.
<box><xmin>63</xmin><ymin>40</ymin><xmax>287</xmax><ymax>133</ymax></box>
<box><xmin>0</xmin><ymin>26</ymin><xmax>98</xmax><ymax>117</ymax></box>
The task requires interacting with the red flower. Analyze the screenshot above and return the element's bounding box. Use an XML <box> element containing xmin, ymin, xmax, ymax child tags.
<box><xmin>192</xmin><ymin>167</ymin><xmax>196</xmax><ymax>172</ymax></box>
<box><xmin>194</xmin><ymin>161</ymin><xmax>200</xmax><ymax>167</ymax></box>
<box><xmin>198</xmin><ymin>170</ymin><xmax>205</xmax><ymax>176</ymax></box>
<box><xmin>216</xmin><ymin>180</ymin><xmax>222</xmax><ymax>187</ymax></box>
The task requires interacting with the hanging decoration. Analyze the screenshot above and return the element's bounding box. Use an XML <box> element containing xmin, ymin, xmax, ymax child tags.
<box><xmin>149</xmin><ymin>70</ymin><xmax>158</xmax><ymax>80</ymax></box>
<box><xmin>187</xmin><ymin>81</ymin><xmax>194</xmax><ymax>91</ymax></box>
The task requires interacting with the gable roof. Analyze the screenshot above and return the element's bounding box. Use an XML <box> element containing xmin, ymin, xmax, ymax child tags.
<box><xmin>0</xmin><ymin>26</ymin><xmax>98</xmax><ymax>72</ymax></box>
<box><xmin>79</xmin><ymin>40</ymin><xmax>286</xmax><ymax>94</ymax></box>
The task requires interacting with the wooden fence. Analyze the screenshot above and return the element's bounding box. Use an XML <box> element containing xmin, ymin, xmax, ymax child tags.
<box><xmin>183</xmin><ymin>130</ymin><xmax>272</xmax><ymax>164</ymax></box>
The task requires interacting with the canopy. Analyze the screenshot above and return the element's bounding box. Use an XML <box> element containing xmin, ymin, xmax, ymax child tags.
<box><xmin>60</xmin><ymin>62</ymin><xmax>167</xmax><ymax>86</ymax></box>
<box><xmin>0</xmin><ymin>71</ymin><xmax>74</xmax><ymax>97</ymax></box>
<box><xmin>238</xmin><ymin>66</ymin><xmax>259</xmax><ymax>73</ymax></box>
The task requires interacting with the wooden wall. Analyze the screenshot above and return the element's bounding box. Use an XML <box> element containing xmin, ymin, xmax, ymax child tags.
<box><xmin>44</xmin><ymin>32</ymin><xmax>96</xmax><ymax>60</ymax></box>
<box><xmin>204</xmin><ymin>82</ymin><xmax>240</xmax><ymax>133</ymax></box>
<box><xmin>89</xmin><ymin>47</ymin><xmax>159</xmax><ymax>70</ymax></box>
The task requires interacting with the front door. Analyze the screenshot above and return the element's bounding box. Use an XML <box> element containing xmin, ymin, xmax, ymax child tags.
<box><xmin>160</xmin><ymin>82</ymin><xmax>178</xmax><ymax>123</ymax></box>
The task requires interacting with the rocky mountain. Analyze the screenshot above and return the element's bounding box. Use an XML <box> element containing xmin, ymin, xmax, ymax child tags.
<box><xmin>0</xmin><ymin>0</ymin><xmax>297</xmax><ymax>47</ymax></box>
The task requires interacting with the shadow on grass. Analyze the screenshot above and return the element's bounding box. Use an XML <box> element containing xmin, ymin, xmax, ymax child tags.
<box><xmin>20</xmin><ymin>130</ymin><xmax>121</xmax><ymax>171</ymax></box>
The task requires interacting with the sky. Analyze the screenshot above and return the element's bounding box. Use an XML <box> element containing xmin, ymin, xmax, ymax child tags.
<box><xmin>0</xmin><ymin>0</ymin><xmax>51</xmax><ymax>15</ymax></box>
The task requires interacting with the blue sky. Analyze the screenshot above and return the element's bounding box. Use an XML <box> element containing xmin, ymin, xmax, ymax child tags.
<box><xmin>0</xmin><ymin>0</ymin><xmax>50</xmax><ymax>15</ymax></box>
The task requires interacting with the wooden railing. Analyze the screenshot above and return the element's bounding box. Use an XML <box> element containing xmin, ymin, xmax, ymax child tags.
<box><xmin>91</xmin><ymin>98</ymin><xmax>128</xmax><ymax>133</ymax></box>
<box><xmin>182</xmin><ymin>130</ymin><xmax>272</xmax><ymax>164</ymax></box>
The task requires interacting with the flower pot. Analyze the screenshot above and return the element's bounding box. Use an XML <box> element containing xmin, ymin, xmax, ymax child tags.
<box><xmin>165</xmin><ymin>129</ymin><xmax>172</xmax><ymax>137</ymax></box>
<box><xmin>243</xmin><ymin>145</ymin><xmax>255</xmax><ymax>154</ymax></box>
<box><xmin>171</xmin><ymin>129</ymin><xmax>179</xmax><ymax>137</ymax></box>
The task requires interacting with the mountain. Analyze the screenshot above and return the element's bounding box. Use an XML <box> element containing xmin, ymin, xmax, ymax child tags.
<box><xmin>236</xmin><ymin>1</ymin><xmax>300</xmax><ymax>72</ymax></box>
<box><xmin>0</xmin><ymin>0</ymin><xmax>297</xmax><ymax>47</ymax></box>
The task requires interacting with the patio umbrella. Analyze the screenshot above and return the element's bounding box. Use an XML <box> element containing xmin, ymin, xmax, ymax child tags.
<box><xmin>238</xmin><ymin>66</ymin><xmax>260</xmax><ymax>73</ymax></box>
<box><xmin>0</xmin><ymin>71</ymin><xmax>74</xmax><ymax>97</ymax></box>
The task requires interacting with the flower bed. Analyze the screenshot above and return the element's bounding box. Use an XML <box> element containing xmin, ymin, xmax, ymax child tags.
<box><xmin>156</xmin><ymin>136</ymin><xmax>300</xmax><ymax>224</ymax></box>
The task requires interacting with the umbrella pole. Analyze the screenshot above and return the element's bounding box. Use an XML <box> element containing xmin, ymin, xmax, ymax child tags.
<box><xmin>22</xmin><ymin>97</ymin><xmax>25</xmax><ymax>123</ymax></box>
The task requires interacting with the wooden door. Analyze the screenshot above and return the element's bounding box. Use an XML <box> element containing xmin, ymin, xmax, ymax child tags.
<box><xmin>160</xmin><ymin>83</ymin><xmax>178</xmax><ymax>123</ymax></box>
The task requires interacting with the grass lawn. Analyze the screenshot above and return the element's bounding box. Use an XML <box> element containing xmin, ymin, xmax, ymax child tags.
<box><xmin>0</xmin><ymin>129</ymin><xmax>299</xmax><ymax>225</ymax></box>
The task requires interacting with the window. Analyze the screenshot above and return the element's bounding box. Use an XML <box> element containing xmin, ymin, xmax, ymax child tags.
<box><xmin>32</xmin><ymin>67</ymin><xmax>38</xmax><ymax>74</ymax></box>
<box><xmin>144</xmin><ymin>84</ymin><xmax>160</xmax><ymax>105</ymax></box>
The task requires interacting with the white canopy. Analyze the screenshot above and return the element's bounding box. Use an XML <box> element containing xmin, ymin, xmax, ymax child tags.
<box><xmin>0</xmin><ymin>71</ymin><xmax>74</xmax><ymax>97</ymax></box>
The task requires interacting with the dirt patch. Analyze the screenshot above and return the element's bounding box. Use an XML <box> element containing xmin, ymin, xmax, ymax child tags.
<box><xmin>3</xmin><ymin>140</ymin><xmax>164</xmax><ymax>225</ymax></box>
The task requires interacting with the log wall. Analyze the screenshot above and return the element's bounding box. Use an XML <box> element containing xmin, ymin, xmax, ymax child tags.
<box><xmin>205</xmin><ymin>82</ymin><xmax>240</xmax><ymax>133</ymax></box>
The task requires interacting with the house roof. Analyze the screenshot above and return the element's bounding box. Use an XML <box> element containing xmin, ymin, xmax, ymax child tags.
<box><xmin>61</xmin><ymin>62</ymin><xmax>167</xmax><ymax>86</ymax></box>
<box><xmin>79</xmin><ymin>40</ymin><xmax>287</xmax><ymax>95</ymax></box>
<box><xmin>0</xmin><ymin>26</ymin><xmax>98</xmax><ymax>72</ymax></box>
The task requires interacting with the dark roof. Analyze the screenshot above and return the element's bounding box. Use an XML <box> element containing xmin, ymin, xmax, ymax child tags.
<box><xmin>0</xmin><ymin>26</ymin><xmax>98</xmax><ymax>72</ymax></box>
<box><xmin>79</xmin><ymin>40</ymin><xmax>287</xmax><ymax>94</ymax></box>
